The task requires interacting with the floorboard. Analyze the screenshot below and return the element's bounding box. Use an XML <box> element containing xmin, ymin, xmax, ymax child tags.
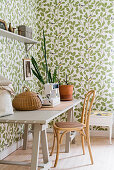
<box><xmin>0</xmin><ymin>134</ymin><xmax>114</xmax><ymax>170</ymax></box>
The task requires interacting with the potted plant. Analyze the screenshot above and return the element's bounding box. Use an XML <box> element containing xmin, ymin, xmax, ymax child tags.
<box><xmin>59</xmin><ymin>74</ymin><xmax>74</xmax><ymax>101</ymax></box>
<box><xmin>31</xmin><ymin>30</ymin><xmax>73</xmax><ymax>101</ymax></box>
<box><xmin>31</xmin><ymin>30</ymin><xmax>57</xmax><ymax>85</ymax></box>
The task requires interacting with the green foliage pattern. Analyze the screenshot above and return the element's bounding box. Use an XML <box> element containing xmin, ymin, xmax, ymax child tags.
<box><xmin>0</xmin><ymin>0</ymin><xmax>113</xmax><ymax>152</ymax></box>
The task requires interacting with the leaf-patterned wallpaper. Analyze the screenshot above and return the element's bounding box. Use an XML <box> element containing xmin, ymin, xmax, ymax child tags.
<box><xmin>0</xmin><ymin>0</ymin><xmax>113</xmax><ymax>152</ymax></box>
<box><xmin>0</xmin><ymin>0</ymin><xmax>39</xmax><ymax>152</ymax></box>
<box><xmin>36</xmin><ymin>0</ymin><xmax>113</xmax><ymax>126</ymax></box>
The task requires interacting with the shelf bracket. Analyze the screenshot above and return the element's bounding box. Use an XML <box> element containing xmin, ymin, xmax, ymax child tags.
<box><xmin>25</xmin><ymin>43</ymin><xmax>34</xmax><ymax>53</ymax></box>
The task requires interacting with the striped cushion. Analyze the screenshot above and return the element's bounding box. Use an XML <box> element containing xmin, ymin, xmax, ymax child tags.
<box><xmin>91</xmin><ymin>110</ymin><xmax>112</xmax><ymax>116</ymax></box>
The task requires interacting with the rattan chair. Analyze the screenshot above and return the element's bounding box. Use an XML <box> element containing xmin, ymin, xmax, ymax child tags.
<box><xmin>50</xmin><ymin>90</ymin><xmax>95</xmax><ymax>167</ymax></box>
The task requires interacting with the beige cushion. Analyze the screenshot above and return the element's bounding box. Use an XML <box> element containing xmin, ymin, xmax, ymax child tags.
<box><xmin>55</xmin><ymin>121</ymin><xmax>84</xmax><ymax>128</ymax></box>
<box><xmin>0</xmin><ymin>89</ymin><xmax>14</xmax><ymax>117</ymax></box>
<box><xmin>0</xmin><ymin>74</ymin><xmax>11</xmax><ymax>86</ymax></box>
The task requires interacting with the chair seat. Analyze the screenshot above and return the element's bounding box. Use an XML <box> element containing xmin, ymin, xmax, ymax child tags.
<box><xmin>55</xmin><ymin>121</ymin><xmax>85</xmax><ymax>129</ymax></box>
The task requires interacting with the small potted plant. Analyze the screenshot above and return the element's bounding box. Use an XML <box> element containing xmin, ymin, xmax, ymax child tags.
<box><xmin>59</xmin><ymin>74</ymin><xmax>74</xmax><ymax>101</ymax></box>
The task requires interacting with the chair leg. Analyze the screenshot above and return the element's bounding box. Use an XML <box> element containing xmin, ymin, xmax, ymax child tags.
<box><xmin>86</xmin><ymin>134</ymin><xmax>93</xmax><ymax>164</ymax></box>
<box><xmin>81</xmin><ymin>135</ymin><xmax>85</xmax><ymax>155</ymax></box>
<box><xmin>54</xmin><ymin>131</ymin><xmax>60</xmax><ymax>167</ymax></box>
<box><xmin>50</xmin><ymin>130</ymin><xmax>56</xmax><ymax>156</ymax></box>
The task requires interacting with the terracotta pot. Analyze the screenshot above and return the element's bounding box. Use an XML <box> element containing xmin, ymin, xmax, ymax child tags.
<box><xmin>59</xmin><ymin>85</ymin><xmax>74</xmax><ymax>101</ymax></box>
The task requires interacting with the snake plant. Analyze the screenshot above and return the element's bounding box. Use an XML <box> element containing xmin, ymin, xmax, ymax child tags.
<box><xmin>31</xmin><ymin>30</ymin><xmax>57</xmax><ymax>85</ymax></box>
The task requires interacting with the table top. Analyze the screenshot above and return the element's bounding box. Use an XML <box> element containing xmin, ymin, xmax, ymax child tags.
<box><xmin>0</xmin><ymin>99</ymin><xmax>81</xmax><ymax>124</ymax></box>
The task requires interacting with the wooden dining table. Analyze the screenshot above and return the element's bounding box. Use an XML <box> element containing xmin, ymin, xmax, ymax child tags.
<box><xmin>0</xmin><ymin>99</ymin><xmax>81</xmax><ymax>170</ymax></box>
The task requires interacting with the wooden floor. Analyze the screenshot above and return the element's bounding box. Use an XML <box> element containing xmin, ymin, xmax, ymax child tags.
<box><xmin>0</xmin><ymin>133</ymin><xmax>114</xmax><ymax>170</ymax></box>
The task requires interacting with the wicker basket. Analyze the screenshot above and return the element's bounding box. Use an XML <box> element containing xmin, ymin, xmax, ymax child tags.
<box><xmin>12</xmin><ymin>88</ymin><xmax>42</xmax><ymax>111</ymax></box>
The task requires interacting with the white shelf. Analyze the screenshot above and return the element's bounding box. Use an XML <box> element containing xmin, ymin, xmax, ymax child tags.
<box><xmin>0</xmin><ymin>28</ymin><xmax>38</xmax><ymax>44</ymax></box>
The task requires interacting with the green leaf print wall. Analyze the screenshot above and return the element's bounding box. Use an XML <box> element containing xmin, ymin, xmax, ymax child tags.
<box><xmin>0</xmin><ymin>0</ymin><xmax>39</xmax><ymax>152</ymax></box>
<box><xmin>36</xmin><ymin>0</ymin><xmax>113</xmax><ymax>126</ymax></box>
<box><xmin>0</xmin><ymin>0</ymin><xmax>113</xmax><ymax>152</ymax></box>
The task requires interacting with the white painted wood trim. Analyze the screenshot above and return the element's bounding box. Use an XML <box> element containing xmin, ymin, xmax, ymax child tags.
<box><xmin>41</xmin><ymin>130</ymin><xmax>50</xmax><ymax>164</ymax></box>
<box><xmin>0</xmin><ymin>139</ymin><xmax>23</xmax><ymax>160</ymax></box>
<box><xmin>65</xmin><ymin>108</ymin><xmax>72</xmax><ymax>153</ymax></box>
<box><xmin>112</xmin><ymin>124</ymin><xmax>114</xmax><ymax>138</ymax></box>
<box><xmin>112</xmin><ymin>116</ymin><xmax>114</xmax><ymax>138</ymax></box>
<box><xmin>90</xmin><ymin>126</ymin><xmax>114</xmax><ymax>138</ymax></box>
<box><xmin>23</xmin><ymin>124</ymin><xmax>29</xmax><ymax>150</ymax></box>
<box><xmin>0</xmin><ymin>28</ymin><xmax>38</xmax><ymax>44</ymax></box>
<box><xmin>31</xmin><ymin>124</ymin><xmax>41</xmax><ymax>170</ymax></box>
<box><xmin>0</xmin><ymin>133</ymin><xmax>32</xmax><ymax>160</ymax></box>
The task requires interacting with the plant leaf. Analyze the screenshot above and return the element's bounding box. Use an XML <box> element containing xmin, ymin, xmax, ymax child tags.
<box><xmin>53</xmin><ymin>67</ymin><xmax>57</xmax><ymax>83</ymax></box>
<box><xmin>42</xmin><ymin>30</ymin><xmax>48</xmax><ymax>82</ymax></box>
<box><xmin>31</xmin><ymin>56</ymin><xmax>45</xmax><ymax>84</ymax></box>
<box><xmin>42</xmin><ymin>62</ymin><xmax>46</xmax><ymax>71</ymax></box>
<box><xmin>48</xmin><ymin>69</ymin><xmax>52</xmax><ymax>83</ymax></box>
<box><xmin>32</xmin><ymin>69</ymin><xmax>45</xmax><ymax>85</ymax></box>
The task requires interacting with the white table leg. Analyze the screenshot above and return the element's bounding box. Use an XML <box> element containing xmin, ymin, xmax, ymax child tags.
<box><xmin>71</xmin><ymin>107</ymin><xmax>76</xmax><ymax>144</ymax></box>
<box><xmin>23</xmin><ymin>124</ymin><xmax>28</xmax><ymax>150</ymax></box>
<box><xmin>65</xmin><ymin>108</ymin><xmax>72</xmax><ymax>153</ymax></box>
<box><xmin>31</xmin><ymin>124</ymin><xmax>41</xmax><ymax>170</ymax></box>
<box><xmin>109</xmin><ymin>126</ymin><xmax>112</xmax><ymax>144</ymax></box>
<box><xmin>41</xmin><ymin>129</ymin><xmax>49</xmax><ymax>164</ymax></box>
<box><xmin>32</xmin><ymin>124</ymin><xmax>34</xmax><ymax>139</ymax></box>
